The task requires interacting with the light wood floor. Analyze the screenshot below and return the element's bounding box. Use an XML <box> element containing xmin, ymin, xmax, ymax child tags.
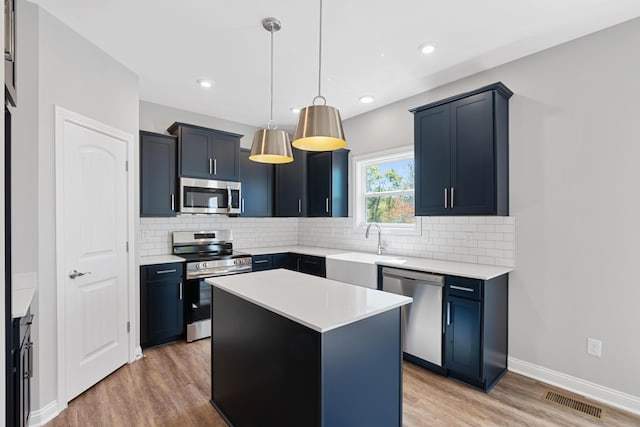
<box><xmin>47</xmin><ymin>339</ymin><xmax>640</xmax><ymax>426</ymax></box>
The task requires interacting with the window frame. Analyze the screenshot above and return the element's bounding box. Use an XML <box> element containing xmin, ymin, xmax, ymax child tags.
<box><xmin>353</xmin><ymin>145</ymin><xmax>421</xmax><ymax>235</ymax></box>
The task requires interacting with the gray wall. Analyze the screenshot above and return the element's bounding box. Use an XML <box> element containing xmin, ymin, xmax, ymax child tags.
<box><xmin>12</xmin><ymin>2</ymin><xmax>140</xmax><ymax>412</ymax></box>
<box><xmin>343</xmin><ymin>18</ymin><xmax>640</xmax><ymax>397</ymax></box>
<box><xmin>139</xmin><ymin>100</ymin><xmax>259</xmax><ymax>150</ymax></box>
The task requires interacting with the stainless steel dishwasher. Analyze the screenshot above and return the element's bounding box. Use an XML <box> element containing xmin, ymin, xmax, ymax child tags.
<box><xmin>382</xmin><ymin>267</ymin><xmax>444</xmax><ymax>367</ymax></box>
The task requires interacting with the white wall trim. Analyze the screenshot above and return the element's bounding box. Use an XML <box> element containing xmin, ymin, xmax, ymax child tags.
<box><xmin>28</xmin><ymin>400</ymin><xmax>59</xmax><ymax>427</ymax></box>
<box><xmin>509</xmin><ymin>357</ymin><xmax>640</xmax><ymax>416</ymax></box>
<box><xmin>54</xmin><ymin>106</ymin><xmax>135</xmax><ymax>408</ymax></box>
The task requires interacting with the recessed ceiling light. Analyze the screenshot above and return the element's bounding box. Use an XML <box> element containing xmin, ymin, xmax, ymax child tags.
<box><xmin>290</xmin><ymin>107</ymin><xmax>301</xmax><ymax>114</ymax></box>
<box><xmin>418</xmin><ymin>42</ymin><xmax>436</xmax><ymax>55</ymax></box>
<box><xmin>197</xmin><ymin>79</ymin><xmax>213</xmax><ymax>88</ymax></box>
<box><xmin>359</xmin><ymin>96</ymin><xmax>374</xmax><ymax>104</ymax></box>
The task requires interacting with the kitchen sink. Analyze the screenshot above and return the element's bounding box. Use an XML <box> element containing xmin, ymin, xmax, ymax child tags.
<box><xmin>325</xmin><ymin>252</ymin><xmax>406</xmax><ymax>289</ymax></box>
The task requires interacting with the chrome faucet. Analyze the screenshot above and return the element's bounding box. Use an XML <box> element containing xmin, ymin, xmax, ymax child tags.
<box><xmin>365</xmin><ymin>222</ymin><xmax>384</xmax><ymax>255</ymax></box>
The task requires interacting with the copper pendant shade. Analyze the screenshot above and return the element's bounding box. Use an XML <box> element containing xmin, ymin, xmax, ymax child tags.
<box><xmin>249</xmin><ymin>17</ymin><xmax>294</xmax><ymax>164</ymax></box>
<box><xmin>292</xmin><ymin>0</ymin><xmax>347</xmax><ymax>151</ymax></box>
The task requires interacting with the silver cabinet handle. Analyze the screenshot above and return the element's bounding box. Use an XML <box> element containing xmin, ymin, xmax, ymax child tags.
<box><xmin>444</xmin><ymin>188</ymin><xmax>448</xmax><ymax>208</ymax></box>
<box><xmin>179</xmin><ymin>282</ymin><xmax>183</xmax><ymax>300</ymax></box>
<box><xmin>241</xmin><ymin>198</ymin><xmax>245</xmax><ymax>213</ymax></box>
<box><xmin>157</xmin><ymin>269</ymin><xmax>177</xmax><ymax>274</ymax></box>
<box><xmin>325</xmin><ymin>198</ymin><xmax>329</xmax><ymax>213</ymax></box>
<box><xmin>447</xmin><ymin>302</ymin><xmax>451</xmax><ymax>325</ymax></box>
<box><xmin>69</xmin><ymin>269</ymin><xmax>91</xmax><ymax>279</ymax></box>
<box><xmin>209</xmin><ymin>158</ymin><xmax>213</xmax><ymax>174</ymax></box>
<box><xmin>214</xmin><ymin>158</ymin><xmax>217</xmax><ymax>175</ymax></box>
<box><xmin>227</xmin><ymin>185</ymin><xmax>232</xmax><ymax>211</ymax></box>
<box><xmin>254</xmin><ymin>260</ymin><xmax>269</xmax><ymax>264</ymax></box>
<box><xmin>450</xmin><ymin>285</ymin><xmax>474</xmax><ymax>293</ymax></box>
<box><xmin>451</xmin><ymin>187</ymin><xmax>454</xmax><ymax>209</ymax></box>
<box><xmin>171</xmin><ymin>194</ymin><xmax>175</xmax><ymax>211</ymax></box>
<box><xmin>298</xmin><ymin>199</ymin><xmax>302</xmax><ymax>214</ymax></box>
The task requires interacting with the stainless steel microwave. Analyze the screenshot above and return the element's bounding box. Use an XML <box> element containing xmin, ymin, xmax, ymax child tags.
<box><xmin>179</xmin><ymin>177</ymin><xmax>241</xmax><ymax>215</ymax></box>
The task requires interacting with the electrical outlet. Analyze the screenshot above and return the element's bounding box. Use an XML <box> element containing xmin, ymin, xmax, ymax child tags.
<box><xmin>587</xmin><ymin>338</ymin><xmax>602</xmax><ymax>357</ymax></box>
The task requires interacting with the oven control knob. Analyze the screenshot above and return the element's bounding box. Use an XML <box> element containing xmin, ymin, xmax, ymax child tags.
<box><xmin>202</xmin><ymin>262</ymin><xmax>207</xmax><ymax>269</ymax></box>
<box><xmin>194</xmin><ymin>263</ymin><xmax>200</xmax><ymax>269</ymax></box>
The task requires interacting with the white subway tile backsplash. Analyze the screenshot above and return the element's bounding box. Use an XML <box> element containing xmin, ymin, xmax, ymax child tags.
<box><xmin>139</xmin><ymin>215</ymin><xmax>514</xmax><ymax>267</ymax></box>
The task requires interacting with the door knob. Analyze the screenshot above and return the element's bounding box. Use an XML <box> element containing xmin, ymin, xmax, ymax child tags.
<box><xmin>69</xmin><ymin>269</ymin><xmax>91</xmax><ymax>279</ymax></box>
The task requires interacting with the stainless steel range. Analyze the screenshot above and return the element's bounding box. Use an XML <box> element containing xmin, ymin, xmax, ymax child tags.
<box><xmin>172</xmin><ymin>230</ymin><xmax>252</xmax><ymax>342</ymax></box>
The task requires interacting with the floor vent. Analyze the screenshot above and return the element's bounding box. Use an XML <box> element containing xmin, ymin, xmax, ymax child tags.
<box><xmin>545</xmin><ymin>391</ymin><xmax>604</xmax><ymax>419</ymax></box>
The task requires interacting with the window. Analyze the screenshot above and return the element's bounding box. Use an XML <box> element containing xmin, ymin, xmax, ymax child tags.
<box><xmin>354</xmin><ymin>146</ymin><xmax>420</xmax><ymax>234</ymax></box>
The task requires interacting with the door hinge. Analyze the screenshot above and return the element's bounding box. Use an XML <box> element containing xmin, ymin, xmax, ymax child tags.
<box><xmin>127</xmin><ymin>321</ymin><xmax>130</xmax><ymax>333</ymax></box>
<box><xmin>125</xmin><ymin>160</ymin><xmax>129</xmax><ymax>171</ymax></box>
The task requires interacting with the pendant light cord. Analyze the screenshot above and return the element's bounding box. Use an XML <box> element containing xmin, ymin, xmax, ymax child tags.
<box><xmin>269</xmin><ymin>23</ymin><xmax>275</xmax><ymax>126</ymax></box>
<box><xmin>317</xmin><ymin>0</ymin><xmax>323</xmax><ymax>99</ymax></box>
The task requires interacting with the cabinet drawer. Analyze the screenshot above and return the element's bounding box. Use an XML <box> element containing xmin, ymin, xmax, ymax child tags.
<box><xmin>446</xmin><ymin>276</ymin><xmax>482</xmax><ymax>300</ymax></box>
<box><xmin>252</xmin><ymin>255</ymin><xmax>273</xmax><ymax>271</ymax></box>
<box><xmin>144</xmin><ymin>263</ymin><xmax>184</xmax><ymax>280</ymax></box>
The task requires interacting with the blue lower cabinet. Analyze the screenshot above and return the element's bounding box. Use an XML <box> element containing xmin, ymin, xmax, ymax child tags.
<box><xmin>140</xmin><ymin>263</ymin><xmax>184</xmax><ymax>348</ymax></box>
<box><xmin>251</xmin><ymin>255</ymin><xmax>272</xmax><ymax>271</ymax></box>
<box><xmin>444</xmin><ymin>274</ymin><xmax>508</xmax><ymax>391</ymax></box>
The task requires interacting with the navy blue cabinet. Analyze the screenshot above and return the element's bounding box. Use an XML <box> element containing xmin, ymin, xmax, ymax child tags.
<box><xmin>251</xmin><ymin>253</ymin><xmax>326</xmax><ymax>277</ymax></box>
<box><xmin>251</xmin><ymin>254</ymin><xmax>273</xmax><ymax>271</ymax></box>
<box><xmin>140</xmin><ymin>263</ymin><xmax>184</xmax><ymax>348</ymax></box>
<box><xmin>140</xmin><ymin>131</ymin><xmax>177</xmax><ymax>217</ymax></box>
<box><xmin>9</xmin><ymin>309</ymin><xmax>32</xmax><ymax>427</ymax></box>
<box><xmin>412</xmin><ymin>82</ymin><xmax>512</xmax><ymax>216</ymax></box>
<box><xmin>275</xmin><ymin>147</ymin><xmax>308</xmax><ymax>217</ymax></box>
<box><xmin>239</xmin><ymin>149</ymin><xmax>274</xmax><ymax>217</ymax></box>
<box><xmin>168</xmin><ymin>122</ymin><xmax>242</xmax><ymax>182</ymax></box>
<box><xmin>444</xmin><ymin>274</ymin><xmax>508</xmax><ymax>391</ymax></box>
<box><xmin>307</xmin><ymin>150</ymin><xmax>349</xmax><ymax>217</ymax></box>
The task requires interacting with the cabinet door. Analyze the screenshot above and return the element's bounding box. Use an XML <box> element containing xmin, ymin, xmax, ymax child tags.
<box><xmin>300</xmin><ymin>255</ymin><xmax>326</xmax><ymax>277</ymax></box>
<box><xmin>239</xmin><ymin>149</ymin><xmax>273</xmax><ymax>217</ymax></box>
<box><xmin>450</xmin><ymin>92</ymin><xmax>496</xmax><ymax>215</ymax></box>
<box><xmin>275</xmin><ymin>148</ymin><xmax>307</xmax><ymax>216</ymax></box>
<box><xmin>272</xmin><ymin>253</ymin><xmax>290</xmax><ymax>269</ymax></box>
<box><xmin>180</xmin><ymin>126</ymin><xmax>212</xmax><ymax>179</ymax></box>
<box><xmin>210</xmin><ymin>133</ymin><xmax>240</xmax><ymax>181</ymax></box>
<box><xmin>445</xmin><ymin>295</ymin><xmax>481</xmax><ymax>381</ymax></box>
<box><xmin>140</xmin><ymin>264</ymin><xmax>184</xmax><ymax>348</ymax></box>
<box><xmin>140</xmin><ymin>132</ymin><xmax>177</xmax><ymax>217</ymax></box>
<box><xmin>414</xmin><ymin>104</ymin><xmax>451</xmax><ymax>215</ymax></box>
<box><xmin>308</xmin><ymin>152</ymin><xmax>332</xmax><ymax>217</ymax></box>
<box><xmin>252</xmin><ymin>255</ymin><xmax>273</xmax><ymax>271</ymax></box>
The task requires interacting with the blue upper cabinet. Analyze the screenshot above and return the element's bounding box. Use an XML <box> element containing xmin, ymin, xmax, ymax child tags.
<box><xmin>239</xmin><ymin>148</ymin><xmax>274</xmax><ymax>217</ymax></box>
<box><xmin>168</xmin><ymin>122</ymin><xmax>242</xmax><ymax>182</ymax></box>
<box><xmin>139</xmin><ymin>131</ymin><xmax>177</xmax><ymax>217</ymax></box>
<box><xmin>412</xmin><ymin>82</ymin><xmax>512</xmax><ymax>216</ymax></box>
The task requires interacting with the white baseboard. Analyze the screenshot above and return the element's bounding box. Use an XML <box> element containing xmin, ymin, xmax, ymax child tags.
<box><xmin>29</xmin><ymin>400</ymin><xmax>59</xmax><ymax>427</ymax></box>
<box><xmin>508</xmin><ymin>357</ymin><xmax>640</xmax><ymax>416</ymax></box>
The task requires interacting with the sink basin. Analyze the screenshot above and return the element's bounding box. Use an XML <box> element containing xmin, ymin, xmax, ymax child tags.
<box><xmin>325</xmin><ymin>252</ymin><xmax>406</xmax><ymax>289</ymax></box>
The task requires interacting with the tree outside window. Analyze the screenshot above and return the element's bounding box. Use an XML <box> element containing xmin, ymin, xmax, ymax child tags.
<box><xmin>365</xmin><ymin>158</ymin><xmax>415</xmax><ymax>224</ymax></box>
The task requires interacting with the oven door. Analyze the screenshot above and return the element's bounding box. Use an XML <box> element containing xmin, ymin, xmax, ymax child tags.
<box><xmin>184</xmin><ymin>277</ymin><xmax>211</xmax><ymax>325</ymax></box>
<box><xmin>180</xmin><ymin>177</ymin><xmax>240</xmax><ymax>214</ymax></box>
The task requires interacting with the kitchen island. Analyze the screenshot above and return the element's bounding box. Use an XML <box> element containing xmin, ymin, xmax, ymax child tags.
<box><xmin>206</xmin><ymin>269</ymin><xmax>412</xmax><ymax>427</ymax></box>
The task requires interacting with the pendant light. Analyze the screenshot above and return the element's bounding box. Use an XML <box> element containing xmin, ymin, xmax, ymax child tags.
<box><xmin>250</xmin><ymin>18</ymin><xmax>294</xmax><ymax>164</ymax></box>
<box><xmin>292</xmin><ymin>0</ymin><xmax>346</xmax><ymax>151</ymax></box>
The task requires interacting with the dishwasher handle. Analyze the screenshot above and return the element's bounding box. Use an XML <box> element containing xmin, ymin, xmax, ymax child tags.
<box><xmin>381</xmin><ymin>267</ymin><xmax>445</xmax><ymax>286</ymax></box>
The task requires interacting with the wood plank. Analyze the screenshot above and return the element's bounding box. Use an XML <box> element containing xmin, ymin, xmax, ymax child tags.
<box><xmin>46</xmin><ymin>339</ymin><xmax>640</xmax><ymax>426</ymax></box>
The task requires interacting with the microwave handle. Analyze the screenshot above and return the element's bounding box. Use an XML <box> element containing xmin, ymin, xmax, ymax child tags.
<box><xmin>227</xmin><ymin>185</ymin><xmax>232</xmax><ymax>211</ymax></box>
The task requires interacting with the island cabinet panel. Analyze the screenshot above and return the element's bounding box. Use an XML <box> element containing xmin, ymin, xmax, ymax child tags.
<box><xmin>412</xmin><ymin>82</ymin><xmax>512</xmax><ymax>216</ymax></box>
<box><xmin>140</xmin><ymin>131</ymin><xmax>177</xmax><ymax>217</ymax></box>
<box><xmin>239</xmin><ymin>148</ymin><xmax>274</xmax><ymax>217</ymax></box>
<box><xmin>211</xmin><ymin>287</ymin><xmax>403</xmax><ymax>427</ymax></box>
<box><xmin>168</xmin><ymin>122</ymin><xmax>242</xmax><ymax>182</ymax></box>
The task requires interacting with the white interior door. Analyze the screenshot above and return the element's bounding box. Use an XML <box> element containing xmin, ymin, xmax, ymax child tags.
<box><xmin>60</xmin><ymin>114</ymin><xmax>129</xmax><ymax>401</ymax></box>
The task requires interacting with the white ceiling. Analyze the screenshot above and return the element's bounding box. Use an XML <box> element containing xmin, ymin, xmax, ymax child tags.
<box><xmin>30</xmin><ymin>0</ymin><xmax>640</xmax><ymax>131</ymax></box>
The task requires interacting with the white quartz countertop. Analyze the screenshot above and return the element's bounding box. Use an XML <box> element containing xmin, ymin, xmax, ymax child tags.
<box><xmin>375</xmin><ymin>257</ymin><xmax>513</xmax><ymax>280</ymax></box>
<box><xmin>13</xmin><ymin>288</ymin><xmax>35</xmax><ymax>319</ymax></box>
<box><xmin>240</xmin><ymin>246</ymin><xmax>512</xmax><ymax>280</ymax></box>
<box><xmin>206</xmin><ymin>269</ymin><xmax>412</xmax><ymax>333</ymax></box>
<box><xmin>237</xmin><ymin>246</ymin><xmax>348</xmax><ymax>257</ymax></box>
<box><xmin>139</xmin><ymin>255</ymin><xmax>186</xmax><ymax>266</ymax></box>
